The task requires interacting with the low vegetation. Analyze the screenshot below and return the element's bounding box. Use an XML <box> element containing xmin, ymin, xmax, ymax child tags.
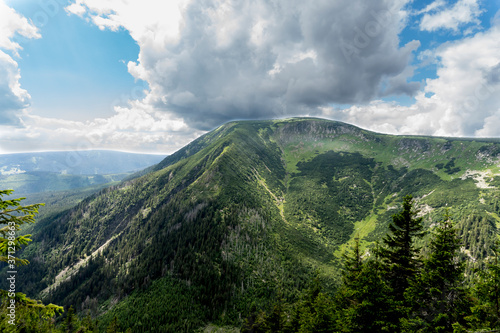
<box><xmin>1</xmin><ymin>118</ymin><xmax>499</xmax><ymax>331</ymax></box>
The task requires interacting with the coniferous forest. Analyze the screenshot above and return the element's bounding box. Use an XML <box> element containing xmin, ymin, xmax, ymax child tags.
<box><xmin>242</xmin><ymin>196</ymin><xmax>500</xmax><ymax>333</ymax></box>
<box><xmin>1</xmin><ymin>118</ymin><xmax>500</xmax><ymax>332</ymax></box>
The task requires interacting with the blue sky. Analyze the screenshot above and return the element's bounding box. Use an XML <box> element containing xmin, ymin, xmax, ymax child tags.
<box><xmin>1</xmin><ymin>0</ymin><xmax>499</xmax><ymax>153</ymax></box>
<box><xmin>10</xmin><ymin>0</ymin><xmax>142</xmax><ymax>121</ymax></box>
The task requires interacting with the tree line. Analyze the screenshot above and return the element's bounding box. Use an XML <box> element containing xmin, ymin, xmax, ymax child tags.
<box><xmin>1</xmin><ymin>190</ymin><xmax>499</xmax><ymax>332</ymax></box>
<box><xmin>243</xmin><ymin>195</ymin><xmax>500</xmax><ymax>332</ymax></box>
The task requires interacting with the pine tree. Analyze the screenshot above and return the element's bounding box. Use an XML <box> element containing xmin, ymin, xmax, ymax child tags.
<box><xmin>106</xmin><ymin>316</ymin><xmax>121</xmax><ymax>333</ymax></box>
<box><xmin>378</xmin><ymin>195</ymin><xmax>425</xmax><ymax>299</ymax></box>
<box><xmin>0</xmin><ymin>189</ymin><xmax>44</xmax><ymax>266</ymax></box>
<box><xmin>335</xmin><ymin>239</ymin><xmax>399</xmax><ymax>332</ymax></box>
<box><xmin>469</xmin><ymin>240</ymin><xmax>500</xmax><ymax>330</ymax></box>
<box><xmin>62</xmin><ymin>306</ymin><xmax>77</xmax><ymax>333</ymax></box>
<box><xmin>341</xmin><ymin>237</ymin><xmax>363</xmax><ymax>284</ymax></box>
<box><xmin>296</xmin><ymin>277</ymin><xmax>335</xmax><ymax>333</ymax></box>
<box><xmin>404</xmin><ymin>211</ymin><xmax>470</xmax><ymax>332</ymax></box>
<box><xmin>0</xmin><ymin>189</ymin><xmax>63</xmax><ymax>332</ymax></box>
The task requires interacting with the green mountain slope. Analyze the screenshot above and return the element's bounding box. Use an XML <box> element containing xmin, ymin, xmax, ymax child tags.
<box><xmin>0</xmin><ymin>150</ymin><xmax>165</xmax><ymax>223</ymax></box>
<box><xmin>4</xmin><ymin>118</ymin><xmax>500</xmax><ymax>331</ymax></box>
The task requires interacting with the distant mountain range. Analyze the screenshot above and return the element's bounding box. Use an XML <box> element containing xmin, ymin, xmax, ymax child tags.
<box><xmin>0</xmin><ymin>150</ymin><xmax>165</xmax><ymax>194</ymax></box>
<box><xmin>0</xmin><ymin>150</ymin><xmax>164</xmax><ymax>175</ymax></box>
<box><xmin>4</xmin><ymin>118</ymin><xmax>500</xmax><ymax>331</ymax></box>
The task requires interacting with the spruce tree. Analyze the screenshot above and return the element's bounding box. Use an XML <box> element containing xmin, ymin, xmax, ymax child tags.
<box><xmin>470</xmin><ymin>240</ymin><xmax>500</xmax><ymax>330</ymax></box>
<box><xmin>0</xmin><ymin>189</ymin><xmax>44</xmax><ymax>266</ymax></box>
<box><xmin>336</xmin><ymin>238</ymin><xmax>399</xmax><ymax>332</ymax></box>
<box><xmin>106</xmin><ymin>316</ymin><xmax>121</xmax><ymax>333</ymax></box>
<box><xmin>62</xmin><ymin>305</ymin><xmax>77</xmax><ymax>333</ymax></box>
<box><xmin>341</xmin><ymin>237</ymin><xmax>363</xmax><ymax>284</ymax></box>
<box><xmin>404</xmin><ymin>211</ymin><xmax>470</xmax><ymax>332</ymax></box>
<box><xmin>297</xmin><ymin>290</ymin><xmax>335</xmax><ymax>333</ymax></box>
<box><xmin>0</xmin><ymin>189</ymin><xmax>63</xmax><ymax>332</ymax></box>
<box><xmin>378</xmin><ymin>195</ymin><xmax>425</xmax><ymax>300</ymax></box>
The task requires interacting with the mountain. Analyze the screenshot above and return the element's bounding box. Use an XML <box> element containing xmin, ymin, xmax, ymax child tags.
<box><xmin>5</xmin><ymin>118</ymin><xmax>500</xmax><ymax>331</ymax></box>
<box><xmin>0</xmin><ymin>150</ymin><xmax>165</xmax><ymax>222</ymax></box>
<box><xmin>0</xmin><ymin>150</ymin><xmax>164</xmax><ymax>194</ymax></box>
<box><xmin>0</xmin><ymin>150</ymin><xmax>165</xmax><ymax>176</ymax></box>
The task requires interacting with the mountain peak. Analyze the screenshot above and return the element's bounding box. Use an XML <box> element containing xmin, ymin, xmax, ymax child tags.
<box><xmin>8</xmin><ymin>117</ymin><xmax>500</xmax><ymax>331</ymax></box>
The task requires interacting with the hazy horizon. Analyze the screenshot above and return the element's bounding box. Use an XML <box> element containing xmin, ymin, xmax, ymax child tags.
<box><xmin>1</xmin><ymin>0</ymin><xmax>500</xmax><ymax>154</ymax></box>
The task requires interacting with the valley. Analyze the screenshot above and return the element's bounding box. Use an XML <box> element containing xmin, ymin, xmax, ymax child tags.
<box><xmin>1</xmin><ymin>118</ymin><xmax>500</xmax><ymax>332</ymax></box>
<box><xmin>0</xmin><ymin>151</ymin><xmax>164</xmax><ymax>221</ymax></box>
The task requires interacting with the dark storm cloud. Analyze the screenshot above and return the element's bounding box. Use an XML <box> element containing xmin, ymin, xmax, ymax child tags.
<box><xmin>132</xmin><ymin>0</ymin><xmax>418</xmax><ymax>130</ymax></box>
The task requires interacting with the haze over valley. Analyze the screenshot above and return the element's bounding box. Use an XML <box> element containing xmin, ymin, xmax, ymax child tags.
<box><xmin>1</xmin><ymin>0</ymin><xmax>500</xmax><ymax>331</ymax></box>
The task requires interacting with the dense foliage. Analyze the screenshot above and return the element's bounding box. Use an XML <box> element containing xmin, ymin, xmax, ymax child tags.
<box><xmin>2</xmin><ymin>119</ymin><xmax>500</xmax><ymax>332</ymax></box>
<box><xmin>378</xmin><ymin>195</ymin><xmax>425</xmax><ymax>301</ymax></box>
<box><xmin>0</xmin><ymin>190</ymin><xmax>64</xmax><ymax>332</ymax></box>
<box><xmin>249</xmin><ymin>198</ymin><xmax>500</xmax><ymax>333</ymax></box>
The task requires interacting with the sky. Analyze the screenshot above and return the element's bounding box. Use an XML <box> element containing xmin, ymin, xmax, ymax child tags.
<box><xmin>0</xmin><ymin>0</ymin><xmax>499</xmax><ymax>154</ymax></box>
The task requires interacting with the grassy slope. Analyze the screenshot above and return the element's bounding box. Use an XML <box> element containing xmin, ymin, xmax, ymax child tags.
<box><xmin>5</xmin><ymin>118</ymin><xmax>500</xmax><ymax>331</ymax></box>
<box><xmin>272</xmin><ymin>118</ymin><xmax>499</xmax><ymax>249</ymax></box>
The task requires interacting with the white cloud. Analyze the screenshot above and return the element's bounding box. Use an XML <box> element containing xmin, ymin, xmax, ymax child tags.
<box><xmin>492</xmin><ymin>9</ymin><xmax>500</xmax><ymax>27</ymax></box>
<box><xmin>0</xmin><ymin>1</ymin><xmax>40</xmax><ymax>125</ymax></box>
<box><xmin>0</xmin><ymin>102</ymin><xmax>204</xmax><ymax>154</ymax></box>
<box><xmin>419</xmin><ymin>0</ymin><xmax>482</xmax><ymax>32</ymax></box>
<box><xmin>0</xmin><ymin>50</ymin><xmax>31</xmax><ymax>120</ymax></box>
<box><xmin>0</xmin><ymin>1</ymin><xmax>40</xmax><ymax>55</ymax></box>
<box><xmin>417</xmin><ymin>0</ymin><xmax>447</xmax><ymax>15</ymax></box>
<box><xmin>66</xmin><ymin>0</ymin><xmax>189</xmax><ymax>45</ymax></box>
<box><xmin>322</xmin><ymin>26</ymin><xmax>500</xmax><ymax>137</ymax></box>
<box><xmin>65</xmin><ymin>2</ymin><xmax>87</xmax><ymax>17</ymax></box>
<box><xmin>66</xmin><ymin>0</ymin><xmax>420</xmax><ymax>130</ymax></box>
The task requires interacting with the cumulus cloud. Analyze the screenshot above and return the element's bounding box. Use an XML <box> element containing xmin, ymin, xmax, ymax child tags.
<box><xmin>419</xmin><ymin>0</ymin><xmax>482</xmax><ymax>32</ymax></box>
<box><xmin>492</xmin><ymin>9</ymin><xmax>500</xmax><ymax>27</ymax></box>
<box><xmin>0</xmin><ymin>100</ymin><xmax>204</xmax><ymax>153</ymax></box>
<box><xmin>322</xmin><ymin>26</ymin><xmax>500</xmax><ymax>137</ymax></box>
<box><xmin>0</xmin><ymin>1</ymin><xmax>40</xmax><ymax>54</ymax></box>
<box><xmin>0</xmin><ymin>1</ymin><xmax>40</xmax><ymax>126</ymax></box>
<box><xmin>66</xmin><ymin>0</ymin><xmax>420</xmax><ymax>130</ymax></box>
<box><xmin>0</xmin><ymin>51</ymin><xmax>30</xmax><ymax>125</ymax></box>
<box><xmin>0</xmin><ymin>0</ymin><xmax>201</xmax><ymax>154</ymax></box>
<box><xmin>5</xmin><ymin>0</ymin><xmax>497</xmax><ymax>154</ymax></box>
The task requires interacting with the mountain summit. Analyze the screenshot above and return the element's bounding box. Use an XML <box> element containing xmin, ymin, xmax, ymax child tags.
<box><xmin>8</xmin><ymin>118</ymin><xmax>500</xmax><ymax>331</ymax></box>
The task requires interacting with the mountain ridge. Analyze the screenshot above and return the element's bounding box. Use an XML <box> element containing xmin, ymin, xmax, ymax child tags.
<box><xmin>4</xmin><ymin>117</ymin><xmax>500</xmax><ymax>331</ymax></box>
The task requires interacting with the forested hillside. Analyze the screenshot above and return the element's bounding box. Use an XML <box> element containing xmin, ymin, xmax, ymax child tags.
<box><xmin>1</xmin><ymin>118</ymin><xmax>499</xmax><ymax>332</ymax></box>
<box><xmin>0</xmin><ymin>151</ymin><xmax>164</xmax><ymax>195</ymax></box>
<box><xmin>0</xmin><ymin>151</ymin><xmax>165</xmax><ymax>222</ymax></box>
